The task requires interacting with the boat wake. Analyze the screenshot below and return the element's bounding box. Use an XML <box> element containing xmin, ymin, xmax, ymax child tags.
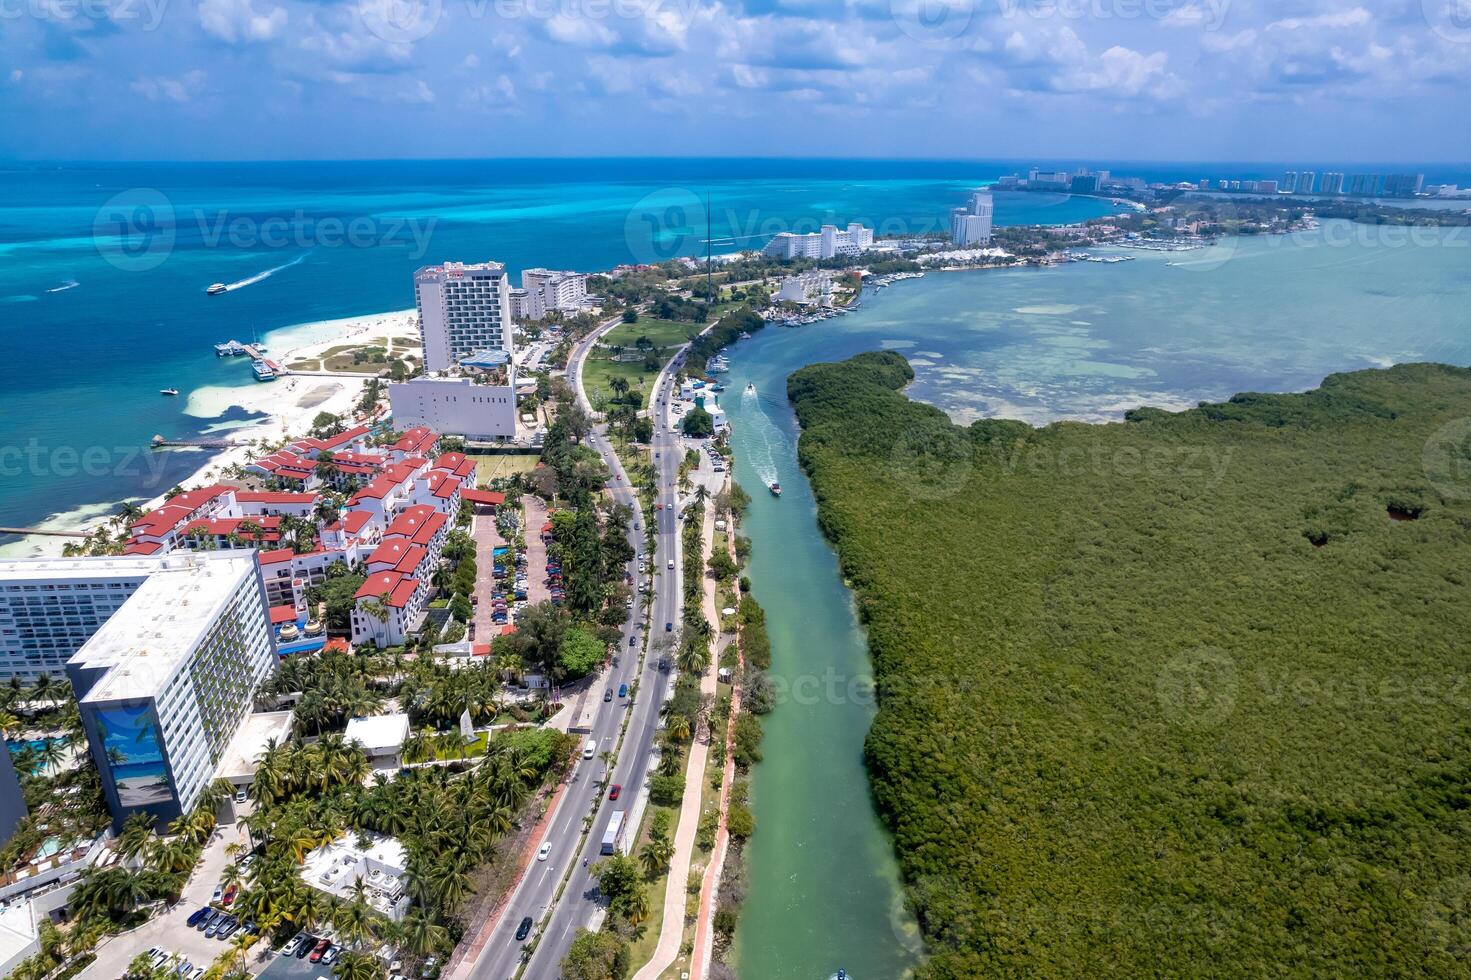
<box><xmin>47</xmin><ymin>279</ymin><xmax>80</xmax><ymax>293</ymax></box>
<box><xmin>222</xmin><ymin>253</ymin><xmax>307</xmax><ymax>292</ymax></box>
<box><xmin>740</xmin><ymin>385</ymin><xmax>786</xmax><ymax>488</ymax></box>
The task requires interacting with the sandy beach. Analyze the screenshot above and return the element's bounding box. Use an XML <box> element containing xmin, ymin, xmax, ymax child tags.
<box><xmin>0</xmin><ymin>309</ymin><xmax>417</xmax><ymax>559</ymax></box>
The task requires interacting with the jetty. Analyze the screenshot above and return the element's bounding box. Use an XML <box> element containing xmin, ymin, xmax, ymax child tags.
<box><xmin>151</xmin><ymin>434</ymin><xmax>240</xmax><ymax>449</ymax></box>
<box><xmin>0</xmin><ymin>527</ymin><xmax>88</xmax><ymax>538</ymax></box>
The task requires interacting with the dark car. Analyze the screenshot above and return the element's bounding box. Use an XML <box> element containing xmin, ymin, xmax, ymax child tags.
<box><xmin>515</xmin><ymin>916</ymin><xmax>533</xmax><ymax>942</ymax></box>
<box><xmin>665</xmin><ymin>622</ymin><xmax>673</xmax><ymax>632</ymax></box>
<box><xmin>628</xmin><ymin>635</ymin><xmax>636</xmax><ymax>646</ymax></box>
<box><xmin>196</xmin><ymin>910</ymin><xmax>218</xmax><ymax>932</ymax></box>
<box><xmin>295</xmin><ymin>935</ymin><xmax>317</xmax><ymax>959</ymax></box>
<box><xmin>216</xmin><ymin>918</ymin><xmax>238</xmax><ymax>940</ymax></box>
<box><xmin>608</xmin><ymin>784</ymin><xmax>622</xmax><ymax>801</ymax></box>
<box><xmin>186</xmin><ymin>907</ymin><xmax>211</xmax><ymax>928</ymax></box>
<box><xmin>603</xmin><ymin>688</ymin><xmax>613</xmax><ymax>702</ymax></box>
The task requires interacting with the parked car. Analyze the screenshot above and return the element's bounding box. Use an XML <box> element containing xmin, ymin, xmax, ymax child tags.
<box><xmin>211</xmin><ymin>884</ymin><xmax>224</xmax><ymax>904</ymax></box>
<box><xmin>608</xmin><ymin>784</ymin><xmax>622</xmax><ymax>801</ymax></box>
<box><xmin>196</xmin><ymin>911</ymin><xmax>218</xmax><ymax>932</ymax></box>
<box><xmin>186</xmin><ymin>908</ymin><xmax>211</xmax><ymax>928</ymax></box>
<box><xmin>147</xmin><ymin>947</ymin><xmax>169</xmax><ymax>966</ymax></box>
<box><xmin>216</xmin><ymin>918</ymin><xmax>238</xmax><ymax>940</ymax></box>
<box><xmin>296</xmin><ymin>935</ymin><xmax>317</xmax><ymax>959</ymax></box>
<box><xmin>234</xmin><ymin>788</ymin><xmax>248</xmax><ymax>804</ymax></box>
<box><xmin>222</xmin><ymin>885</ymin><xmax>238</xmax><ymax>906</ymax></box>
<box><xmin>515</xmin><ymin>916</ymin><xmax>534</xmax><ymax>942</ymax></box>
<box><xmin>321</xmin><ymin>945</ymin><xmax>340</xmax><ymax>965</ymax></box>
<box><xmin>205</xmin><ymin>916</ymin><xmax>225</xmax><ymax>939</ymax></box>
<box><xmin>309</xmin><ymin>938</ymin><xmax>331</xmax><ymax>962</ymax></box>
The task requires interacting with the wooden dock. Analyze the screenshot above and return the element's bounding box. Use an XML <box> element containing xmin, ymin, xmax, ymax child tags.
<box><xmin>0</xmin><ymin>527</ymin><xmax>89</xmax><ymax>538</ymax></box>
<box><xmin>151</xmin><ymin>434</ymin><xmax>240</xmax><ymax>449</ymax></box>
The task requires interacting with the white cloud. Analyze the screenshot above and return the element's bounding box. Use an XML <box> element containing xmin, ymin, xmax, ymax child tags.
<box><xmin>130</xmin><ymin>70</ymin><xmax>207</xmax><ymax>102</ymax></box>
<box><xmin>1267</xmin><ymin>8</ymin><xmax>1373</xmax><ymax>32</ymax></box>
<box><xmin>197</xmin><ymin>0</ymin><xmax>286</xmax><ymax>44</ymax></box>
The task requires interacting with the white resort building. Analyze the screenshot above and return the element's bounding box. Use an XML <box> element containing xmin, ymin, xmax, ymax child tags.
<box><xmin>762</xmin><ymin>223</ymin><xmax>874</xmax><ymax>260</ymax></box>
<box><xmin>775</xmin><ymin>271</ymin><xmax>834</xmax><ymax>307</ymax></box>
<box><xmin>950</xmin><ymin>188</ymin><xmax>994</xmax><ymax>246</ymax></box>
<box><xmin>301</xmin><ymin>832</ymin><xmax>412</xmax><ymax>920</ymax></box>
<box><xmin>415</xmin><ymin>261</ymin><xmax>514</xmax><ymax>372</ymax></box>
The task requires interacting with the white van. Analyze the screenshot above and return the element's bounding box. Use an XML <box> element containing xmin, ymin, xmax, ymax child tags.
<box><xmin>667</xmin><ymin>558</ymin><xmax>675</xmax><ymax>570</ymax></box>
<box><xmin>582</xmin><ymin>738</ymin><xmax>596</xmax><ymax>760</ymax></box>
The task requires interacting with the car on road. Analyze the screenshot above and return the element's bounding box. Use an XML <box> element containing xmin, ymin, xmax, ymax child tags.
<box><xmin>309</xmin><ymin>938</ymin><xmax>331</xmax><ymax>962</ymax></box>
<box><xmin>536</xmin><ymin>842</ymin><xmax>552</xmax><ymax>862</ymax></box>
<box><xmin>608</xmin><ymin>784</ymin><xmax>622</xmax><ymax>800</ymax></box>
<box><xmin>618</xmin><ymin>684</ymin><xmax>628</xmax><ymax>698</ymax></box>
<box><xmin>628</xmin><ymin>635</ymin><xmax>636</xmax><ymax>646</ymax></box>
<box><xmin>665</xmin><ymin>622</ymin><xmax>673</xmax><ymax>632</ymax></box>
<box><xmin>603</xmin><ymin>688</ymin><xmax>613</xmax><ymax>702</ymax></box>
<box><xmin>667</xmin><ymin>558</ymin><xmax>675</xmax><ymax>569</ymax></box>
<box><xmin>515</xmin><ymin>916</ymin><xmax>534</xmax><ymax>941</ymax></box>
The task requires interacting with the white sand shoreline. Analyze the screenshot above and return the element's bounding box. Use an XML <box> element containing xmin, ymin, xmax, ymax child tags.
<box><xmin>0</xmin><ymin>308</ymin><xmax>417</xmax><ymax>560</ymax></box>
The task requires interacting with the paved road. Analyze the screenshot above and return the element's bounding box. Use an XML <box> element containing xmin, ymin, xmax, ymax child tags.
<box><xmin>464</xmin><ymin>319</ymin><xmax>688</xmax><ymax>980</ymax></box>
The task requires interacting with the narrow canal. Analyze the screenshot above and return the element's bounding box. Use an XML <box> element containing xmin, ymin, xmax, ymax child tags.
<box><xmin>723</xmin><ymin>320</ymin><xmax>923</xmax><ymax>980</ymax></box>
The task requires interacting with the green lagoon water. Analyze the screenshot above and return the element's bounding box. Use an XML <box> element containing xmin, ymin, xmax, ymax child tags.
<box><xmin>723</xmin><ymin>220</ymin><xmax>1471</xmax><ymax>979</ymax></box>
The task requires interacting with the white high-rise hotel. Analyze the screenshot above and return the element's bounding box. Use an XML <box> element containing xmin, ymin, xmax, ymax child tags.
<box><xmin>0</xmin><ymin>552</ymin><xmax>276</xmax><ymax>827</ymax></box>
<box><xmin>415</xmin><ymin>261</ymin><xmax>514</xmax><ymax>372</ymax></box>
<box><xmin>762</xmin><ymin>223</ymin><xmax>874</xmax><ymax>260</ymax></box>
<box><xmin>951</xmin><ymin>189</ymin><xmax>994</xmax><ymax>246</ymax></box>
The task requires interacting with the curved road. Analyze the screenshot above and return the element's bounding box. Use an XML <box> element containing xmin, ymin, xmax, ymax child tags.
<box><xmin>464</xmin><ymin>318</ymin><xmax>689</xmax><ymax>980</ymax></box>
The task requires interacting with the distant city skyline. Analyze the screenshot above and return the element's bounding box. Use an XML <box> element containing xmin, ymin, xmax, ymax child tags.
<box><xmin>3</xmin><ymin>0</ymin><xmax>1471</xmax><ymax>161</ymax></box>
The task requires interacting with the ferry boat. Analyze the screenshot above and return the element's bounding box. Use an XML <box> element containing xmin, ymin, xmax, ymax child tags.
<box><xmin>206</xmin><ymin>283</ymin><xmax>227</xmax><ymax>295</ymax></box>
<box><xmin>769</xmin><ymin>482</ymin><xmax>781</xmax><ymax>497</ymax></box>
<box><xmin>159</xmin><ymin>388</ymin><xmax>179</xmax><ymax>396</ymax></box>
<box><xmin>251</xmin><ymin>359</ymin><xmax>277</xmax><ymax>382</ymax></box>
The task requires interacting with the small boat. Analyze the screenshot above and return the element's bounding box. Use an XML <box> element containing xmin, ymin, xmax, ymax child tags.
<box><xmin>837</xmin><ymin>971</ymin><xmax>847</xmax><ymax>980</ymax></box>
<box><xmin>206</xmin><ymin>283</ymin><xmax>227</xmax><ymax>295</ymax></box>
<box><xmin>745</xmin><ymin>383</ymin><xmax>755</xmax><ymax>394</ymax></box>
<box><xmin>769</xmin><ymin>482</ymin><xmax>781</xmax><ymax>497</ymax></box>
<box><xmin>159</xmin><ymin>388</ymin><xmax>179</xmax><ymax>396</ymax></box>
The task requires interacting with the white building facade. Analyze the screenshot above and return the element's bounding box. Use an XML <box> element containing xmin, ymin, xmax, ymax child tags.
<box><xmin>762</xmin><ymin>223</ymin><xmax>874</xmax><ymax>260</ymax></box>
<box><xmin>775</xmin><ymin>272</ymin><xmax>834</xmax><ymax>307</ymax></box>
<box><xmin>388</xmin><ymin>376</ymin><xmax>518</xmax><ymax>442</ymax></box>
<box><xmin>56</xmin><ymin>552</ymin><xmax>276</xmax><ymax>828</ymax></box>
<box><xmin>415</xmin><ymin>261</ymin><xmax>514</xmax><ymax>372</ymax></box>
<box><xmin>521</xmin><ymin>268</ymin><xmax>587</xmax><ymax>316</ymax></box>
<box><xmin>951</xmin><ymin>189</ymin><xmax>994</xmax><ymax>246</ymax></box>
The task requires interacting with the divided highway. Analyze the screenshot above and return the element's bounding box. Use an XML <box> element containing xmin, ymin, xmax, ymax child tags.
<box><xmin>464</xmin><ymin>319</ymin><xmax>689</xmax><ymax>980</ymax></box>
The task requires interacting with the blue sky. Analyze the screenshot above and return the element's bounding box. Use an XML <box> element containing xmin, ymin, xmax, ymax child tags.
<box><xmin>3</xmin><ymin>0</ymin><xmax>1470</xmax><ymax>160</ymax></box>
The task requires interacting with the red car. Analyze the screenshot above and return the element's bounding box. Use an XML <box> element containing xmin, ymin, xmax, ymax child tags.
<box><xmin>608</xmin><ymin>784</ymin><xmax>622</xmax><ymax>801</ymax></box>
<box><xmin>222</xmin><ymin>885</ymin><xmax>238</xmax><ymax>907</ymax></box>
<box><xmin>309</xmin><ymin>939</ymin><xmax>331</xmax><ymax>962</ymax></box>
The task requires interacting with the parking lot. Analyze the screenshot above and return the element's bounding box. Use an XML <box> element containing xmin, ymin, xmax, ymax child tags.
<box><xmin>80</xmin><ymin>822</ymin><xmax>265</xmax><ymax>980</ymax></box>
<box><xmin>255</xmin><ymin>942</ymin><xmax>339</xmax><ymax>980</ymax></box>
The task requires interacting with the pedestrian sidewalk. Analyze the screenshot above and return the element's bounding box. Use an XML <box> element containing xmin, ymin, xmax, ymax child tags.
<box><xmin>631</xmin><ymin>481</ymin><xmax>725</xmax><ymax>980</ymax></box>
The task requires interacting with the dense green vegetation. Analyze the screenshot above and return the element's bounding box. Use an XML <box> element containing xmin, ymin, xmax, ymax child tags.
<box><xmin>789</xmin><ymin>351</ymin><xmax>1471</xmax><ymax>977</ymax></box>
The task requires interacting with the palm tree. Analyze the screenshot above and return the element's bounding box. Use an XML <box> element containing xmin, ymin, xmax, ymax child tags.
<box><xmin>334</xmin><ymin>951</ymin><xmax>384</xmax><ymax>980</ymax></box>
<box><xmin>665</xmin><ymin>712</ymin><xmax>692</xmax><ymax>744</ymax></box>
<box><xmin>398</xmin><ymin>909</ymin><xmax>449</xmax><ymax>958</ymax></box>
<box><xmin>36</xmin><ymin>737</ymin><xmax>67</xmax><ymax>773</ymax></box>
<box><xmin>116</xmin><ymin>812</ymin><xmax>157</xmax><ymax>862</ymax></box>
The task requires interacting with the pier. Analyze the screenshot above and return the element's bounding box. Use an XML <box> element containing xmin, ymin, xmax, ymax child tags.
<box><xmin>0</xmin><ymin>527</ymin><xmax>88</xmax><ymax>538</ymax></box>
<box><xmin>151</xmin><ymin>434</ymin><xmax>241</xmax><ymax>449</ymax></box>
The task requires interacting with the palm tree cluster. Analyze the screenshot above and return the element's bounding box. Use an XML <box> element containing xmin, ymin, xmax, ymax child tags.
<box><xmin>397</xmin><ymin>659</ymin><xmax>502</xmax><ymax>729</ymax></box>
<box><xmin>233</xmin><ymin>728</ymin><xmax>568</xmax><ymax>967</ymax></box>
<box><xmin>265</xmin><ymin>652</ymin><xmax>385</xmax><ymax>736</ymax></box>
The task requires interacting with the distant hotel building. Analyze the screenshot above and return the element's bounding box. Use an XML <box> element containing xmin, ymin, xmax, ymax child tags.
<box><xmin>0</xmin><ymin>552</ymin><xmax>277</xmax><ymax>828</ymax></box>
<box><xmin>414</xmin><ymin>261</ymin><xmax>513</xmax><ymax>372</ymax></box>
<box><xmin>388</xmin><ymin>375</ymin><xmax>518</xmax><ymax>443</ymax></box>
<box><xmin>951</xmin><ymin>189</ymin><xmax>994</xmax><ymax>246</ymax></box>
<box><xmin>774</xmin><ymin>271</ymin><xmax>834</xmax><ymax>307</ymax></box>
<box><xmin>761</xmin><ymin>223</ymin><xmax>873</xmax><ymax>260</ymax></box>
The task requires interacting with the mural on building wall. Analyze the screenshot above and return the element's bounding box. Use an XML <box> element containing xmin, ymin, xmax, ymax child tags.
<box><xmin>96</xmin><ymin>705</ymin><xmax>172</xmax><ymax>807</ymax></box>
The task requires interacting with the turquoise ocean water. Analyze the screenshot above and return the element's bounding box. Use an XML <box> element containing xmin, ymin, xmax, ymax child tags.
<box><xmin>0</xmin><ymin>158</ymin><xmax>1119</xmax><ymax>550</ymax></box>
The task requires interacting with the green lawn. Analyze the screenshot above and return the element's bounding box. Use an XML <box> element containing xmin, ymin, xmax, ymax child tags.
<box><xmin>600</xmin><ymin>317</ymin><xmax>702</xmax><ymax>351</ymax></box>
<box><xmin>472</xmin><ymin>453</ymin><xmax>543</xmax><ymax>484</ymax></box>
<box><xmin>582</xmin><ymin>356</ymin><xmax>662</xmax><ymax>410</ymax></box>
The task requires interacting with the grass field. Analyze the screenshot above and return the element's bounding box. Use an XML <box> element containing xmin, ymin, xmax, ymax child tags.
<box><xmin>599</xmin><ymin>317</ymin><xmax>702</xmax><ymax>352</ymax></box>
<box><xmin>582</xmin><ymin>357</ymin><xmax>660</xmax><ymax>409</ymax></box>
<box><xmin>472</xmin><ymin>453</ymin><xmax>542</xmax><ymax>484</ymax></box>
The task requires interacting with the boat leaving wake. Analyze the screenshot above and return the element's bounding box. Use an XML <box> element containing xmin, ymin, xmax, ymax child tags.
<box><xmin>46</xmin><ymin>279</ymin><xmax>80</xmax><ymax>293</ymax></box>
<box><xmin>221</xmin><ymin>253</ymin><xmax>307</xmax><ymax>292</ymax></box>
<box><xmin>740</xmin><ymin>385</ymin><xmax>786</xmax><ymax>489</ymax></box>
